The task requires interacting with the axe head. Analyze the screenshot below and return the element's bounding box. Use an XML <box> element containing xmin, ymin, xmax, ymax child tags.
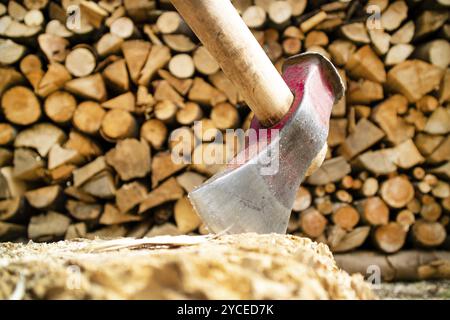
<box><xmin>189</xmin><ymin>52</ymin><xmax>344</xmax><ymax>234</ymax></box>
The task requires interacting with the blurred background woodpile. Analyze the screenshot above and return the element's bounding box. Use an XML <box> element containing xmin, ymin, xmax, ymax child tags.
<box><xmin>0</xmin><ymin>0</ymin><xmax>449</xmax><ymax>255</ymax></box>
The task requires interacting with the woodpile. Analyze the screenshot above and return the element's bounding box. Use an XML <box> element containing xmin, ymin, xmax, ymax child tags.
<box><xmin>0</xmin><ymin>0</ymin><xmax>449</xmax><ymax>256</ymax></box>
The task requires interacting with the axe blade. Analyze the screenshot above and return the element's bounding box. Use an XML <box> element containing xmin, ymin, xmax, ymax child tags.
<box><xmin>189</xmin><ymin>53</ymin><xmax>344</xmax><ymax>234</ymax></box>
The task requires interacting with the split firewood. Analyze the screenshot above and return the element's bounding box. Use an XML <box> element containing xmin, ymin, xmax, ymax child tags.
<box><xmin>162</xmin><ymin>33</ymin><xmax>196</xmax><ymax>52</ymax></box>
<box><xmin>121</xmin><ymin>40</ymin><xmax>150</xmax><ymax>83</ymax></box>
<box><xmin>299</xmin><ymin>207</ymin><xmax>328</xmax><ymax>238</ymax></box>
<box><xmin>64</xmin><ymin>131</ymin><xmax>102</xmax><ymax>161</ymax></box>
<box><xmin>156</xmin><ymin>11</ymin><xmax>191</xmax><ymax>36</ymax></box>
<box><xmin>373</xmin><ymin>222</ymin><xmax>407</xmax><ymax>253</ymax></box>
<box><xmin>38</xmin><ymin>33</ymin><xmax>69</xmax><ymax>63</ymax></box>
<box><xmin>332</xmin><ymin>226</ymin><xmax>370</xmax><ymax>253</ymax></box>
<box><xmin>99</xmin><ymin>203</ymin><xmax>142</xmax><ymax>225</ymax></box>
<box><xmin>368</xmin><ymin>29</ymin><xmax>390</xmax><ymax>56</ymax></box>
<box><xmin>176</xmin><ymin>102</ymin><xmax>203</xmax><ymax>126</ymax></box>
<box><xmin>193</xmin><ymin>46</ymin><xmax>220</xmax><ymax>76</ymax></box>
<box><xmin>346</xmin><ymin>45</ymin><xmax>386</xmax><ymax>83</ymax></box>
<box><xmin>292</xmin><ymin>186</ymin><xmax>312</xmax><ymax>212</ymax></box>
<box><xmin>396</xmin><ymin>209</ymin><xmax>415</xmax><ymax>231</ymax></box>
<box><xmin>328</xmin><ymin>40</ymin><xmax>356</xmax><ymax>67</ymax></box>
<box><xmin>115</xmin><ymin>182</ymin><xmax>147</xmax><ymax>213</ymax></box>
<box><xmin>1</xmin><ymin>86</ymin><xmax>41</xmax><ymax>126</ymax></box>
<box><xmin>151</xmin><ymin>151</ymin><xmax>186</xmax><ymax>188</ymax></box>
<box><xmin>282</xmin><ymin>37</ymin><xmax>302</xmax><ymax>55</ymax></box>
<box><xmin>65</xmin><ymin>73</ymin><xmax>107</xmax><ymax>102</ymax></box>
<box><xmin>191</xmin><ymin>143</ymin><xmax>229</xmax><ymax>177</ymax></box>
<box><xmin>66</xmin><ymin>199</ymin><xmax>102</xmax><ymax>222</ymax></box>
<box><xmin>0</xmin><ymin>67</ymin><xmax>24</xmax><ymax>96</ymax></box>
<box><xmin>102</xmin><ymin>58</ymin><xmax>129</xmax><ymax>91</ymax></box>
<box><xmin>72</xmin><ymin>101</ymin><xmax>106</xmax><ymax>135</ymax></box>
<box><xmin>80</xmin><ymin>0</ymin><xmax>109</xmax><ymax>29</ymax></box>
<box><xmin>153</xmin><ymin>80</ymin><xmax>183</xmax><ymax>106</ymax></box>
<box><xmin>347</xmin><ymin>79</ymin><xmax>383</xmax><ymax>104</ymax></box>
<box><xmin>327</xmin><ymin>118</ymin><xmax>347</xmax><ymax>147</ymax></box>
<box><xmin>101</xmin><ymin>109</ymin><xmax>137</xmax><ymax>141</ymax></box>
<box><xmin>138</xmin><ymin>177</ymin><xmax>184</xmax><ymax>213</ymax></box>
<box><xmin>210</xmin><ymin>102</ymin><xmax>240</xmax><ymax>130</ymax></box>
<box><xmin>428</xmin><ymin>136</ymin><xmax>450</xmax><ymax>164</ymax></box>
<box><xmin>25</xmin><ymin>185</ymin><xmax>63</xmax><ymax>210</ymax></box>
<box><xmin>0</xmin><ymin>167</ymin><xmax>26</xmax><ymax>198</ymax></box>
<box><xmin>432</xmin><ymin>181</ymin><xmax>450</xmax><ymax>199</ymax></box>
<box><xmin>174</xmin><ymin>196</ymin><xmax>201</xmax><ymax>233</ymax></box>
<box><xmin>416</xmin><ymin>95</ymin><xmax>439</xmax><ymax>114</ymax></box>
<box><xmin>341</xmin><ymin>22</ymin><xmax>369</xmax><ymax>44</ymax></box>
<box><xmin>28</xmin><ymin>211</ymin><xmax>71</xmax><ymax>242</ymax></box>
<box><xmin>338</xmin><ymin>118</ymin><xmax>385</xmax><ymax>160</ymax></box>
<box><xmin>136</xmin><ymin>85</ymin><xmax>156</xmax><ymax>112</ymax></box>
<box><xmin>414</xmin><ymin>10</ymin><xmax>448</xmax><ymax>40</ymax></box>
<box><xmin>13</xmin><ymin>148</ymin><xmax>45</xmax><ymax>181</ymax></box>
<box><xmin>73</xmin><ymin>156</ymin><xmax>108</xmax><ymax>187</ymax></box>
<box><xmin>355</xmin><ymin>197</ymin><xmax>389</xmax><ymax>226</ymax></box>
<box><xmin>158</xmin><ymin>69</ymin><xmax>192</xmax><ymax>95</ymax></box>
<box><xmin>268</xmin><ymin>1</ymin><xmax>292</xmax><ymax>30</ymax></box>
<box><xmin>102</xmin><ymin>92</ymin><xmax>136</xmax><ymax>112</ymax></box>
<box><xmin>387</xmin><ymin>60</ymin><xmax>445</xmax><ymax>102</ymax></box>
<box><xmin>81</xmin><ymin>171</ymin><xmax>116</xmax><ymax>199</ymax></box>
<box><xmin>105</xmin><ymin>139</ymin><xmax>151</xmax><ymax>181</ymax></box>
<box><xmin>415</xmin><ymin>133</ymin><xmax>444</xmax><ymax>157</ymax></box>
<box><xmin>391</xmin><ymin>21</ymin><xmax>414</xmax><ymax>44</ymax></box>
<box><xmin>65</xmin><ymin>47</ymin><xmax>97</xmax><ymax>77</ymax></box>
<box><xmin>362</xmin><ymin>178</ymin><xmax>379</xmax><ymax>198</ymax></box>
<box><xmin>168</xmin><ymin>54</ymin><xmax>195</xmax><ymax>79</ymax></box>
<box><xmin>64</xmin><ymin>186</ymin><xmax>96</xmax><ymax>204</ymax></box>
<box><xmin>242</xmin><ymin>5</ymin><xmax>266</xmax><ymax>29</ymax></box>
<box><xmin>138</xmin><ymin>45</ymin><xmax>171</xmax><ymax>86</ymax></box>
<box><xmin>154</xmin><ymin>100</ymin><xmax>178</xmax><ymax>124</ymax></box>
<box><xmin>381</xmin><ymin>175</ymin><xmax>415</xmax><ymax>208</ymax></box>
<box><xmin>188</xmin><ymin>77</ymin><xmax>227</xmax><ymax>106</ymax></box>
<box><xmin>412</xmin><ymin>220</ymin><xmax>447</xmax><ymax>248</ymax></box>
<box><xmin>332</xmin><ymin>204</ymin><xmax>359</xmax><ymax>231</ymax></box>
<box><xmin>44</xmin><ymin>91</ymin><xmax>77</xmax><ymax>124</ymax></box>
<box><xmin>140</xmin><ymin>119</ymin><xmax>168</xmax><ymax>150</ymax></box>
<box><xmin>110</xmin><ymin>17</ymin><xmax>136</xmax><ymax>39</ymax></box>
<box><xmin>208</xmin><ymin>71</ymin><xmax>241</xmax><ymax>105</ymax></box>
<box><xmin>14</xmin><ymin>124</ymin><xmax>65</xmax><ymax>159</ymax></box>
<box><xmin>424</xmin><ymin>107</ymin><xmax>450</xmax><ymax>135</ymax></box>
<box><xmin>122</xmin><ymin>0</ymin><xmax>156</xmax><ymax>23</ymax></box>
<box><xmin>300</xmin><ymin>10</ymin><xmax>327</xmax><ymax>33</ymax></box>
<box><xmin>438</xmin><ymin>69</ymin><xmax>450</xmax><ymax>103</ymax></box>
<box><xmin>307</xmin><ymin>157</ymin><xmax>351</xmax><ymax>185</ymax></box>
<box><xmin>385</xmin><ymin>44</ymin><xmax>414</xmax><ymax>66</ymax></box>
<box><xmin>0</xmin><ymin>39</ymin><xmax>26</xmax><ymax>65</ymax></box>
<box><xmin>380</xmin><ymin>1</ymin><xmax>408</xmax><ymax>31</ymax></box>
<box><xmin>176</xmin><ymin>171</ymin><xmax>206</xmax><ymax>193</ymax></box>
<box><xmin>392</xmin><ymin>139</ymin><xmax>425</xmax><ymax>169</ymax></box>
<box><xmin>37</xmin><ymin>63</ymin><xmax>72</xmax><ymax>98</ymax></box>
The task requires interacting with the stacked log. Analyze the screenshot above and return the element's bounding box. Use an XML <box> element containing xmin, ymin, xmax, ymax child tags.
<box><xmin>0</xmin><ymin>0</ymin><xmax>449</xmax><ymax>255</ymax></box>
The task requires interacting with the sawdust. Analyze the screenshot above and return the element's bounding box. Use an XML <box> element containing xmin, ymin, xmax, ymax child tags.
<box><xmin>0</xmin><ymin>234</ymin><xmax>375</xmax><ymax>299</ymax></box>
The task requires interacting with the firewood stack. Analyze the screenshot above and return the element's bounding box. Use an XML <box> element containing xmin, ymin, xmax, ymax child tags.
<box><xmin>0</xmin><ymin>0</ymin><xmax>449</xmax><ymax>254</ymax></box>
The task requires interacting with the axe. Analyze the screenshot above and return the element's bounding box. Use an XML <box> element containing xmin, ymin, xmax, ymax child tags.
<box><xmin>170</xmin><ymin>0</ymin><xmax>344</xmax><ymax>234</ymax></box>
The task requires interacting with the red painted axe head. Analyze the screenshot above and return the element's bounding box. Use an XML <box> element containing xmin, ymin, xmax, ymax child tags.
<box><xmin>189</xmin><ymin>52</ymin><xmax>344</xmax><ymax>234</ymax></box>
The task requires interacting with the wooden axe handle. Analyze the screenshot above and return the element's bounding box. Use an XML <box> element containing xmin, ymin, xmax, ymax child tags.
<box><xmin>170</xmin><ymin>0</ymin><xmax>293</xmax><ymax>127</ymax></box>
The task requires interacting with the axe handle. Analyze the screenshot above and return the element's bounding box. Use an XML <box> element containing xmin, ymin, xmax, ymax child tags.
<box><xmin>170</xmin><ymin>0</ymin><xmax>293</xmax><ymax>127</ymax></box>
